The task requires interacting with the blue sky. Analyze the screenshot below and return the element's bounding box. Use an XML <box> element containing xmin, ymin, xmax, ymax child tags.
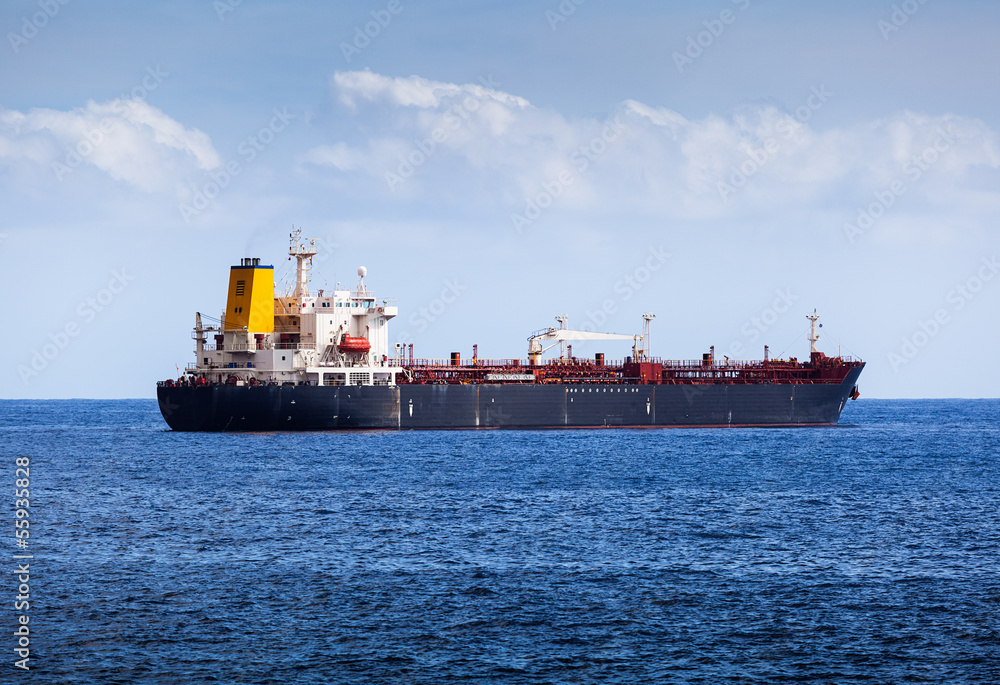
<box><xmin>2</xmin><ymin>0</ymin><xmax>998</xmax><ymax>398</ymax></box>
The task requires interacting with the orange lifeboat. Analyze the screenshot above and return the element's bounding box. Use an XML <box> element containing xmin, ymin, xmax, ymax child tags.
<box><xmin>338</xmin><ymin>336</ymin><xmax>371</xmax><ymax>354</ymax></box>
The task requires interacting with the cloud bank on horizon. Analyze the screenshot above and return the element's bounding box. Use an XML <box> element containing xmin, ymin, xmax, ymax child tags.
<box><xmin>300</xmin><ymin>70</ymin><xmax>1000</xmax><ymax>239</ymax></box>
<box><xmin>2</xmin><ymin>68</ymin><xmax>997</xmax><ymax>237</ymax></box>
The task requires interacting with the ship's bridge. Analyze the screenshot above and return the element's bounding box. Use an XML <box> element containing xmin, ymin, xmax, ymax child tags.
<box><xmin>185</xmin><ymin>231</ymin><xmax>401</xmax><ymax>387</ymax></box>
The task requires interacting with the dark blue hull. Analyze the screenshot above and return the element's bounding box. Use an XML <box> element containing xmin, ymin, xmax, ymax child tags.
<box><xmin>157</xmin><ymin>366</ymin><xmax>863</xmax><ymax>431</ymax></box>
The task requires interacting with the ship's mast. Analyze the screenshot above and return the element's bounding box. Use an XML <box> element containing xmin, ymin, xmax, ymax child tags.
<box><xmin>642</xmin><ymin>313</ymin><xmax>655</xmax><ymax>360</ymax></box>
<box><xmin>555</xmin><ymin>314</ymin><xmax>568</xmax><ymax>359</ymax></box>
<box><xmin>194</xmin><ymin>312</ymin><xmax>206</xmax><ymax>359</ymax></box>
<box><xmin>806</xmin><ymin>309</ymin><xmax>821</xmax><ymax>355</ymax></box>
<box><xmin>289</xmin><ymin>227</ymin><xmax>316</xmax><ymax>298</ymax></box>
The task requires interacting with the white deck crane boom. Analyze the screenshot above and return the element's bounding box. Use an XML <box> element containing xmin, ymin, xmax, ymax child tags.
<box><xmin>527</xmin><ymin>327</ymin><xmax>636</xmax><ymax>365</ymax></box>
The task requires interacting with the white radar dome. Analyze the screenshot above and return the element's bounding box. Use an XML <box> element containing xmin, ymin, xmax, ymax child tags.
<box><xmin>357</xmin><ymin>266</ymin><xmax>367</xmax><ymax>278</ymax></box>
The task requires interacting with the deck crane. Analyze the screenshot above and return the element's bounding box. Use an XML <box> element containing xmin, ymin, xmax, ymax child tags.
<box><xmin>527</xmin><ymin>327</ymin><xmax>638</xmax><ymax>365</ymax></box>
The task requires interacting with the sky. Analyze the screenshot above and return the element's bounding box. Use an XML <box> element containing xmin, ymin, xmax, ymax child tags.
<box><xmin>1</xmin><ymin>0</ymin><xmax>998</xmax><ymax>399</ymax></box>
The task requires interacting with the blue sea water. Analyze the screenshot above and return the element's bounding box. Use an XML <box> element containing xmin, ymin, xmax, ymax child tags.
<box><xmin>2</xmin><ymin>398</ymin><xmax>999</xmax><ymax>684</ymax></box>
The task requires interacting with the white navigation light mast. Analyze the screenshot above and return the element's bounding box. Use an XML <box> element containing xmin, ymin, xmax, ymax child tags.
<box><xmin>289</xmin><ymin>227</ymin><xmax>317</xmax><ymax>298</ymax></box>
<box><xmin>807</xmin><ymin>309</ymin><xmax>821</xmax><ymax>355</ymax></box>
<box><xmin>642</xmin><ymin>313</ymin><xmax>655</xmax><ymax>360</ymax></box>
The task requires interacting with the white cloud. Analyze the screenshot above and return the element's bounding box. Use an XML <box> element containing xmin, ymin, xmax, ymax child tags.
<box><xmin>331</xmin><ymin>69</ymin><xmax>529</xmax><ymax>110</ymax></box>
<box><xmin>307</xmin><ymin>70</ymin><xmax>1000</xmax><ymax>226</ymax></box>
<box><xmin>301</xmin><ymin>139</ymin><xmax>410</xmax><ymax>176</ymax></box>
<box><xmin>0</xmin><ymin>99</ymin><xmax>220</xmax><ymax>192</ymax></box>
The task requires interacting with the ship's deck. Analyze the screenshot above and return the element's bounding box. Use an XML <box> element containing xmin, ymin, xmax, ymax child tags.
<box><xmin>396</xmin><ymin>355</ymin><xmax>863</xmax><ymax>386</ymax></box>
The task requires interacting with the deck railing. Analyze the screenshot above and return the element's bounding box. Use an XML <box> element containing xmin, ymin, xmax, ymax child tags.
<box><xmin>393</xmin><ymin>356</ymin><xmax>858</xmax><ymax>369</ymax></box>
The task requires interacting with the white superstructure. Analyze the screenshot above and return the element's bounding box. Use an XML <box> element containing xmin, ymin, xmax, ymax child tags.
<box><xmin>187</xmin><ymin>230</ymin><xmax>404</xmax><ymax>387</ymax></box>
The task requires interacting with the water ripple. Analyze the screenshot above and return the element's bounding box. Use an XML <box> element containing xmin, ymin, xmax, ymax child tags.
<box><xmin>2</xmin><ymin>398</ymin><xmax>998</xmax><ymax>683</ymax></box>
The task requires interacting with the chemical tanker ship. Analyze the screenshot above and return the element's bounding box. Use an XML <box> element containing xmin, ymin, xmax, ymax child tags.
<box><xmin>156</xmin><ymin>231</ymin><xmax>864</xmax><ymax>431</ymax></box>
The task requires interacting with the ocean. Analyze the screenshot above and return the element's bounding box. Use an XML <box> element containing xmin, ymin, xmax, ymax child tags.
<box><xmin>2</xmin><ymin>398</ymin><xmax>998</xmax><ymax>683</ymax></box>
